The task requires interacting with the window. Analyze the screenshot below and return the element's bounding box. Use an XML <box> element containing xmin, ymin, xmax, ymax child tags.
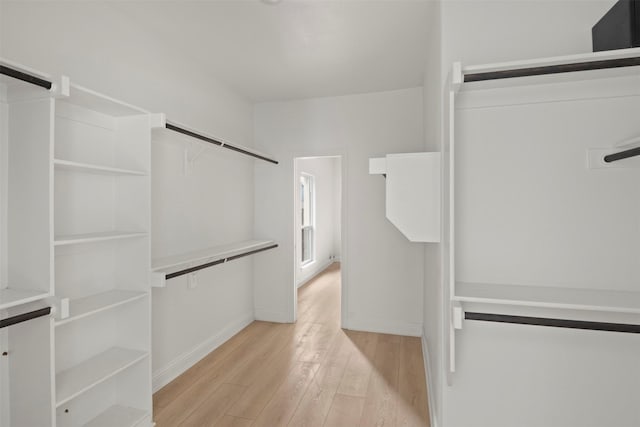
<box><xmin>300</xmin><ymin>174</ymin><xmax>315</xmax><ymax>265</ymax></box>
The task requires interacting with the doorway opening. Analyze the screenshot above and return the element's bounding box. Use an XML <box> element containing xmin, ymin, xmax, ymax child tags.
<box><xmin>293</xmin><ymin>156</ymin><xmax>343</xmax><ymax>324</ymax></box>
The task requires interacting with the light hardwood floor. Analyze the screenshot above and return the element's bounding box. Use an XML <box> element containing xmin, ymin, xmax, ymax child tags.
<box><xmin>153</xmin><ymin>263</ymin><xmax>430</xmax><ymax>426</ymax></box>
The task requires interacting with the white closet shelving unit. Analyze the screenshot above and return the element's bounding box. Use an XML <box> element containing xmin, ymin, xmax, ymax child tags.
<box><xmin>53</xmin><ymin>83</ymin><xmax>159</xmax><ymax>427</ymax></box>
<box><xmin>150</xmin><ymin>116</ymin><xmax>278</xmax><ymax>288</ymax></box>
<box><xmin>446</xmin><ymin>47</ymin><xmax>640</xmax><ymax>373</ymax></box>
<box><xmin>1</xmin><ymin>57</ymin><xmax>159</xmax><ymax>427</ymax></box>
<box><xmin>1</xmin><ymin>60</ymin><xmax>58</xmax><ymax>427</ymax></box>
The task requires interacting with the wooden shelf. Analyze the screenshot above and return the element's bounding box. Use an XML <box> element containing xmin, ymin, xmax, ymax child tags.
<box><xmin>56</xmin><ymin>347</ymin><xmax>148</xmax><ymax>407</ymax></box>
<box><xmin>454</xmin><ymin>282</ymin><xmax>640</xmax><ymax>315</ymax></box>
<box><xmin>0</xmin><ymin>287</ymin><xmax>50</xmax><ymax>311</ymax></box>
<box><xmin>84</xmin><ymin>405</ymin><xmax>148</xmax><ymax>427</ymax></box>
<box><xmin>54</xmin><ymin>159</ymin><xmax>147</xmax><ymax>176</ymax></box>
<box><xmin>55</xmin><ymin>290</ymin><xmax>147</xmax><ymax>327</ymax></box>
<box><xmin>54</xmin><ymin>231</ymin><xmax>147</xmax><ymax>246</ymax></box>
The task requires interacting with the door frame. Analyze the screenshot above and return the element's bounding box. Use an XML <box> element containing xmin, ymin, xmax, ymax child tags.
<box><xmin>291</xmin><ymin>152</ymin><xmax>348</xmax><ymax>328</ymax></box>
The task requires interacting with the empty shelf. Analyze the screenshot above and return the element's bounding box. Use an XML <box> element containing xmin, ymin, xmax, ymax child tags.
<box><xmin>54</xmin><ymin>159</ymin><xmax>147</xmax><ymax>176</ymax></box>
<box><xmin>54</xmin><ymin>231</ymin><xmax>147</xmax><ymax>246</ymax></box>
<box><xmin>84</xmin><ymin>405</ymin><xmax>148</xmax><ymax>427</ymax></box>
<box><xmin>153</xmin><ymin>239</ymin><xmax>277</xmax><ymax>271</ymax></box>
<box><xmin>0</xmin><ymin>287</ymin><xmax>50</xmax><ymax>310</ymax></box>
<box><xmin>459</xmin><ymin>47</ymin><xmax>640</xmax><ymax>91</ymax></box>
<box><xmin>454</xmin><ymin>282</ymin><xmax>640</xmax><ymax>314</ymax></box>
<box><xmin>56</xmin><ymin>347</ymin><xmax>148</xmax><ymax>407</ymax></box>
<box><xmin>55</xmin><ymin>290</ymin><xmax>148</xmax><ymax>327</ymax></box>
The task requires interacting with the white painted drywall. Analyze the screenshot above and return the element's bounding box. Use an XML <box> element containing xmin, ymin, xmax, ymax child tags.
<box><xmin>332</xmin><ymin>158</ymin><xmax>342</xmax><ymax>261</ymax></box>
<box><xmin>254</xmin><ymin>88</ymin><xmax>425</xmax><ymax>335</ymax></box>
<box><xmin>295</xmin><ymin>157</ymin><xmax>341</xmax><ymax>287</ymax></box>
<box><xmin>0</xmin><ymin>1</ymin><xmax>256</xmax><ymax>391</ymax></box>
<box><xmin>437</xmin><ymin>2</ymin><xmax>640</xmax><ymax>427</ymax></box>
<box><xmin>422</xmin><ymin>2</ymin><xmax>443</xmax><ymax>427</ymax></box>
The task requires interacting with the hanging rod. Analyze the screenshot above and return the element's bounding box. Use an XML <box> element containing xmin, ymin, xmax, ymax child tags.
<box><xmin>603</xmin><ymin>146</ymin><xmax>640</xmax><ymax>163</ymax></box>
<box><xmin>465</xmin><ymin>312</ymin><xmax>640</xmax><ymax>334</ymax></box>
<box><xmin>464</xmin><ymin>56</ymin><xmax>640</xmax><ymax>83</ymax></box>
<box><xmin>0</xmin><ymin>307</ymin><xmax>51</xmax><ymax>330</ymax></box>
<box><xmin>0</xmin><ymin>64</ymin><xmax>52</xmax><ymax>90</ymax></box>
<box><xmin>165</xmin><ymin>122</ymin><xmax>279</xmax><ymax>165</ymax></box>
<box><xmin>165</xmin><ymin>243</ymin><xmax>278</xmax><ymax>280</ymax></box>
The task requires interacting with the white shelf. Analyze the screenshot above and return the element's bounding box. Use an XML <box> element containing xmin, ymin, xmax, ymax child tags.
<box><xmin>151</xmin><ymin>239</ymin><xmax>277</xmax><ymax>287</ymax></box>
<box><xmin>0</xmin><ymin>287</ymin><xmax>50</xmax><ymax>310</ymax></box>
<box><xmin>84</xmin><ymin>405</ymin><xmax>148</xmax><ymax>427</ymax></box>
<box><xmin>56</xmin><ymin>347</ymin><xmax>148</xmax><ymax>407</ymax></box>
<box><xmin>54</xmin><ymin>159</ymin><xmax>147</xmax><ymax>176</ymax></box>
<box><xmin>54</xmin><ymin>231</ymin><xmax>147</xmax><ymax>246</ymax></box>
<box><xmin>153</xmin><ymin>239</ymin><xmax>277</xmax><ymax>272</ymax></box>
<box><xmin>67</xmin><ymin>84</ymin><xmax>149</xmax><ymax>117</ymax></box>
<box><xmin>454</xmin><ymin>282</ymin><xmax>640</xmax><ymax>315</ymax></box>
<box><xmin>55</xmin><ymin>290</ymin><xmax>147</xmax><ymax>327</ymax></box>
<box><xmin>460</xmin><ymin>47</ymin><xmax>640</xmax><ymax>91</ymax></box>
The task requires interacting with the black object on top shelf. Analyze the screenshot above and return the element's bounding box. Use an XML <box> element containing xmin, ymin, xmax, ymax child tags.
<box><xmin>0</xmin><ymin>65</ymin><xmax>52</xmax><ymax>90</ymax></box>
<box><xmin>165</xmin><ymin>122</ymin><xmax>279</xmax><ymax>165</ymax></box>
<box><xmin>0</xmin><ymin>307</ymin><xmax>51</xmax><ymax>330</ymax></box>
<box><xmin>464</xmin><ymin>56</ymin><xmax>640</xmax><ymax>83</ymax></box>
<box><xmin>165</xmin><ymin>244</ymin><xmax>279</xmax><ymax>280</ymax></box>
<box><xmin>465</xmin><ymin>312</ymin><xmax>640</xmax><ymax>334</ymax></box>
<box><xmin>604</xmin><ymin>146</ymin><xmax>640</xmax><ymax>163</ymax></box>
<box><xmin>592</xmin><ymin>0</ymin><xmax>640</xmax><ymax>52</ymax></box>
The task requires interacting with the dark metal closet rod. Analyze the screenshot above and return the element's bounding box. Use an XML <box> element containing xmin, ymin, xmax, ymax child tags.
<box><xmin>0</xmin><ymin>307</ymin><xmax>51</xmax><ymax>330</ymax></box>
<box><xmin>165</xmin><ymin>122</ymin><xmax>279</xmax><ymax>165</ymax></box>
<box><xmin>0</xmin><ymin>65</ymin><xmax>52</xmax><ymax>90</ymax></box>
<box><xmin>166</xmin><ymin>244</ymin><xmax>279</xmax><ymax>280</ymax></box>
<box><xmin>603</xmin><ymin>146</ymin><xmax>640</xmax><ymax>163</ymax></box>
<box><xmin>464</xmin><ymin>56</ymin><xmax>640</xmax><ymax>83</ymax></box>
<box><xmin>465</xmin><ymin>312</ymin><xmax>640</xmax><ymax>334</ymax></box>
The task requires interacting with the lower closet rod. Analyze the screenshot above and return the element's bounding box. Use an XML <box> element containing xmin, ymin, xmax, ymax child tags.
<box><xmin>0</xmin><ymin>307</ymin><xmax>51</xmax><ymax>330</ymax></box>
<box><xmin>166</xmin><ymin>244</ymin><xmax>279</xmax><ymax>280</ymax></box>
<box><xmin>465</xmin><ymin>312</ymin><xmax>640</xmax><ymax>334</ymax></box>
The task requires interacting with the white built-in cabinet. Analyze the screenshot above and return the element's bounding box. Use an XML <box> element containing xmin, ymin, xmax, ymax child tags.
<box><xmin>1</xmin><ymin>59</ymin><xmax>157</xmax><ymax>427</ymax></box>
<box><xmin>369</xmin><ymin>152</ymin><xmax>441</xmax><ymax>242</ymax></box>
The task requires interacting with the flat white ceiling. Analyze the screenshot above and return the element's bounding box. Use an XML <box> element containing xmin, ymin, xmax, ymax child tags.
<box><xmin>117</xmin><ymin>1</ymin><xmax>432</xmax><ymax>102</ymax></box>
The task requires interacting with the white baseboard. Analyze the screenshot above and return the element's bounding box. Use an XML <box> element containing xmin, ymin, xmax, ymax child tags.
<box><xmin>152</xmin><ymin>313</ymin><xmax>254</xmax><ymax>392</ymax></box>
<box><xmin>346</xmin><ymin>317</ymin><xmax>422</xmax><ymax>337</ymax></box>
<box><xmin>254</xmin><ymin>308</ymin><xmax>291</xmax><ymax>323</ymax></box>
<box><xmin>296</xmin><ymin>259</ymin><xmax>335</xmax><ymax>288</ymax></box>
<box><xmin>422</xmin><ymin>335</ymin><xmax>439</xmax><ymax>427</ymax></box>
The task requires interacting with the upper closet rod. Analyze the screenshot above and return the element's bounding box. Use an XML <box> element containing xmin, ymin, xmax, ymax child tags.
<box><xmin>464</xmin><ymin>56</ymin><xmax>640</xmax><ymax>83</ymax></box>
<box><xmin>603</xmin><ymin>146</ymin><xmax>640</xmax><ymax>163</ymax></box>
<box><xmin>165</xmin><ymin>122</ymin><xmax>279</xmax><ymax>165</ymax></box>
<box><xmin>0</xmin><ymin>307</ymin><xmax>51</xmax><ymax>330</ymax></box>
<box><xmin>466</xmin><ymin>312</ymin><xmax>640</xmax><ymax>334</ymax></box>
<box><xmin>0</xmin><ymin>64</ymin><xmax>52</xmax><ymax>90</ymax></box>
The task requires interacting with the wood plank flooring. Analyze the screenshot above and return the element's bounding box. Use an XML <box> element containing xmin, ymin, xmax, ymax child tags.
<box><xmin>153</xmin><ymin>263</ymin><xmax>430</xmax><ymax>426</ymax></box>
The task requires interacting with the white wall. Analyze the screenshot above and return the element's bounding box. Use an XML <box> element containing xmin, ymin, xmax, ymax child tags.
<box><xmin>254</xmin><ymin>88</ymin><xmax>425</xmax><ymax>335</ymax></box>
<box><xmin>437</xmin><ymin>2</ymin><xmax>640</xmax><ymax>427</ymax></box>
<box><xmin>422</xmin><ymin>1</ymin><xmax>443</xmax><ymax>426</ymax></box>
<box><xmin>0</xmin><ymin>1</ymin><xmax>256</xmax><ymax>391</ymax></box>
<box><xmin>295</xmin><ymin>156</ymin><xmax>341</xmax><ymax>287</ymax></box>
<box><xmin>332</xmin><ymin>158</ymin><xmax>342</xmax><ymax>260</ymax></box>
